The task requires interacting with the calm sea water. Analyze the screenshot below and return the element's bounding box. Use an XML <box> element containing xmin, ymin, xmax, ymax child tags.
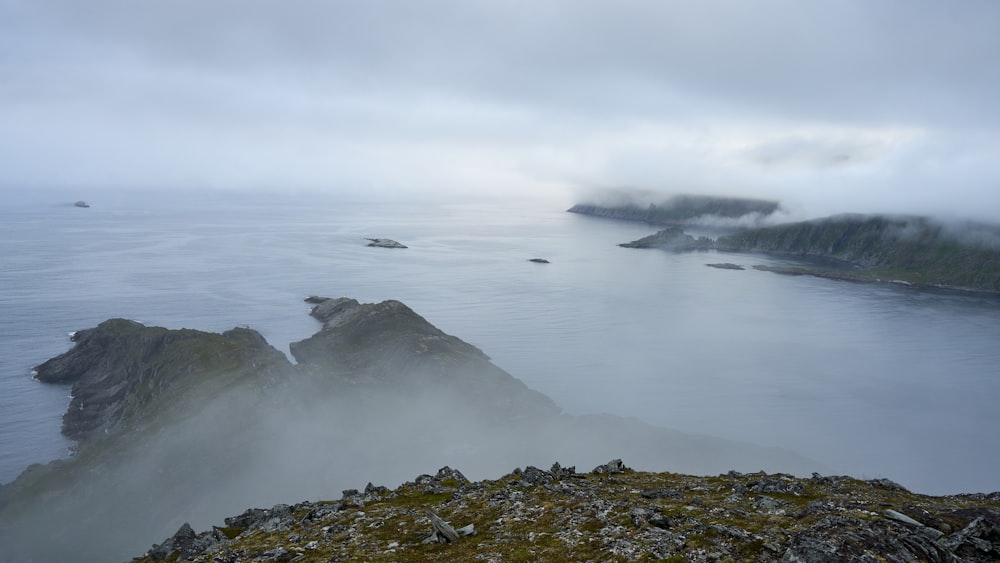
<box><xmin>2</xmin><ymin>192</ymin><xmax>999</xmax><ymax>494</ymax></box>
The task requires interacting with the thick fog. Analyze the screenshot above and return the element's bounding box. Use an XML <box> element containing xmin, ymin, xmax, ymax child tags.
<box><xmin>0</xmin><ymin>337</ymin><xmax>816</xmax><ymax>561</ymax></box>
<box><xmin>2</xmin><ymin>1</ymin><xmax>1000</xmax><ymax>219</ymax></box>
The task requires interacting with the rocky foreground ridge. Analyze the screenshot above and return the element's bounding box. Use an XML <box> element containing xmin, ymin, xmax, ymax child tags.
<box><xmin>137</xmin><ymin>460</ymin><xmax>1000</xmax><ymax>562</ymax></box>
<box><xmin>1</xmin><ymin>297</ymin><xmax>817</xmax><ymax>562</ymax></box>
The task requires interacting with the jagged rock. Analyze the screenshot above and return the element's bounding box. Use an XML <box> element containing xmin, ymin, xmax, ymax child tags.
<box><xmin>884</xmin><ymin>508</ymin><xmax>927</xmax><ymax>527</ymax></box>
<box><xmin>619</xmin><ymin>226</ymin><xmax>713</xmax><ymax>250</ymax></box>
<box><xmin>31</xmin><ymin>319</ymin><xmax>292</xmax><ymax>443</ymax></box>
<box><xmin>147</xmin><ymin>522</ymin><xmax>228</xmax><ymax>561</ymax></box>
<box><xmin>750</xmin><ymin>473</ymin><xmax>806</xmax><ymax>495</ymax></box>
<box><xmin>592</xmin><ymin>459</ymin><xmax>628</xmax><ymax>474</ymax></box>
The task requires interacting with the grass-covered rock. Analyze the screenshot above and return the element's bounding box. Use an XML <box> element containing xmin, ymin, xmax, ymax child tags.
<box><xmin>134</xmin><ymin>461</ymin><xmax>1000</xmax><ymax>562</ymax></box>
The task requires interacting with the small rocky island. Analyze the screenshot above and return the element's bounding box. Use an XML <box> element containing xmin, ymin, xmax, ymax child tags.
<box><xmin>707</xmin><ymin>262</ymin><xmax>745</xmax><ymax>270</ymax></box>
<box><xmin>74</xmin><ymin>200</ymin><xmax>90</xmax><ymax>208</ymax></box>
<box><xmin>366</xmin><ymin>238</ymin><xmax>407</xmax><ymax>248</ymax></box>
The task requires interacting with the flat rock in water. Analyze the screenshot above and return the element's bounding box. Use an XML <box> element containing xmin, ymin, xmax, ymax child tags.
<box><xmin>365</xmin><ymin>238</ymin><xmax>407</xmax><ymax>248</ymax></box>
<box><xmin>528</xmin><ymin>258</ymin><xmax>550</xmax><ymax>264</ymax></box>
<box><xmin>706</xmin><ymin>263</ymin><xmax>745</xmax><ymax>270</ymax></box>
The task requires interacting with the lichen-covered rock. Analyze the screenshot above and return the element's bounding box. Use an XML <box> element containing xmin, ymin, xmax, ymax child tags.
<box><xmin>132</xmin><ymin>463</ymin><xmax>1000</xmax><ymax>563</ymax></box>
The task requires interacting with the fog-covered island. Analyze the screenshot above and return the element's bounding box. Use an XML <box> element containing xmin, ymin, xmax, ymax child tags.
<box><xmin>568</xmin><ymin>194</ymin><xmax>782</xmax><ymax>226</ymax></box>
<box><xmin>608</xmin><ymin>207</ymin><xmax>1000</xmax><ymax>294</ymax></box>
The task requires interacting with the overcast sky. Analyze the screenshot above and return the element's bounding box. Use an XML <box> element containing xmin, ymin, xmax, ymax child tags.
<box><xmin>2</xmin><ymin>0</ymin><xmax>999</xmax><ymax>218</ymax></box>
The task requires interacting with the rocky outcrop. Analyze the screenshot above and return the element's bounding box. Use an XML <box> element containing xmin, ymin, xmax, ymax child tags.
<box><xmin>33</xmin><ymin>319</ymin><xmax>292</xmax><ymax>443</ymax></box>
<box><xmin>134</xmin><ymin>461</ymin><xmax>1000</xmax><ymax>562</ymax></box>
<box><xmin>618</xmin><ymin>226</ymin><xmax>714</xmax><ymax>251</ymax></box>
<box><xmin>365</xmin><ymin>238</ymin><xmax>407</xmax><ymax>248</ymax></box>
<box><xmin>289</xmin><ymin>297</ymin><xmax>560</xmax><ymax>423</ymax></box>
<box><xmin>569</xmin><ymin>194</ymin><xmax>780</xmax><ymax>225</ymax></box>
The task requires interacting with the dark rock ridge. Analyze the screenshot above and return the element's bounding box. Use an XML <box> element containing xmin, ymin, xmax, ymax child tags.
<box><xmin>134</xmin><ymin>461</ymin><xmax>1000</xmax><ymax>562</ymax></box>
<box><xmin>568</xmin><ymin>194</ymin><xmax>780</xmax><ymax>225</ymax></box>
<box><xmin>620</xmin><ymin>214</ymin><xmax>1000</xmax><ymax>293</ymax></box>
<box><xmin>0</xmin><ymin>297</ymin><xmax>819</xmax><ymax>562</ymax></box>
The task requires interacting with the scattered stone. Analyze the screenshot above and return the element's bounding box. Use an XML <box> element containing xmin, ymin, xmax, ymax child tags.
<box><xmin>884</xmin><ymin>508</ymin><xmax>925</xmax><ymax>527</ymax></box>
<box><xmin>424</xmin><ymin>510</ymin><xmax>475</xmax><ymax>544</ymax></box>
<box><xmin>132</xmin><ymin>462</ymin><xmax>1000</xmax><ymax>563</ymax></box>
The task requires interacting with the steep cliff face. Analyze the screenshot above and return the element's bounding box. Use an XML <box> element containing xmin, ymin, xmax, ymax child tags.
<box><xmin>33</xmin><ymin>319</ymin><xmax>293</xmax><ymax>443</ymax></box>
<box><xmin>568</xmin><ymin>195</ymin><xmax>780</xmax><ymax>225</ymax></box>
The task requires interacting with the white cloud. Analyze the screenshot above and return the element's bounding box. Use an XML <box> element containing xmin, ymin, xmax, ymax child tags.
<box><xmin>2</xmin><ymin>0</ymin><xmax>999</xmax><ymax>218</ymax></box>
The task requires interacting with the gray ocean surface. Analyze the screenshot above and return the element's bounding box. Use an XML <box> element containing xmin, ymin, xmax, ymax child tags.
<box><xmin>2</xmin><ymin>191</ymin><xmax>999</xmax><ymax>494</ymax></box>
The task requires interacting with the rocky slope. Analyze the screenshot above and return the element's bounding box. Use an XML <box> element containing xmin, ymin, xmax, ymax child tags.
<box><xmin>621</xmin><ymin>214</ymin><xmax>1000</xmax><ymax>293</ymax></box>
<box><xmin>568</xmin><ymin>195</ymin><xmax>781</xmax><ymax>225</ymax></box>
<box><xmin>0</xmin><ymin>297</ymin><xmax>817</xmax><ymax>562</ymax></box>
<box><xmin>135</xmin><ymin>460</ymin><xmax>1000</xmax><ymax>562</ymax></box>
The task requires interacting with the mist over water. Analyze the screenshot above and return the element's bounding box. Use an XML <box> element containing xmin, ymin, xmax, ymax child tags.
<box><xmin>2</xmin><ymin>192</ymin><xmax>999</xmax><ymax>495</ymax></box>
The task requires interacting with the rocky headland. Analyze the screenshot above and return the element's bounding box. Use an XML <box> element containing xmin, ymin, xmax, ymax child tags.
<box><xmin>618</xmin><ymin>214</ymin><xmax>1000</xmax><ymax>294</ymax></box>
<box><xmin>1</xmin><ymin>297</ymin><xmax>819</xmax><ymax>562</ymax></box>
<box><xmin>136</xmin><ymin>460</ymin><xmax>1000</xmax><ymax>562</ymax></box>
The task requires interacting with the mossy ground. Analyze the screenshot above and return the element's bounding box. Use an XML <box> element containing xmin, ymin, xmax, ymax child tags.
<box><xmin>133</xmin><ymin>467</ymin><xmax>1000</xmax><ymax>562</ymax></box>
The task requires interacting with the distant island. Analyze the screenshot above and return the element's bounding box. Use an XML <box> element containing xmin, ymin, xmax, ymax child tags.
<box><xmin>614</xmin><ymin>212</ymin><xmax>1000</xmax><ymax>294</ymax></box>
<box><xmin>73</xmin><ymin>200</ymin><xmax>90</xmax><ymax>208</ymax></box>
<box><xmin>568</xmin><ymin>194</ymin><xmax>781</xmax><ymax>225</ymax></box>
